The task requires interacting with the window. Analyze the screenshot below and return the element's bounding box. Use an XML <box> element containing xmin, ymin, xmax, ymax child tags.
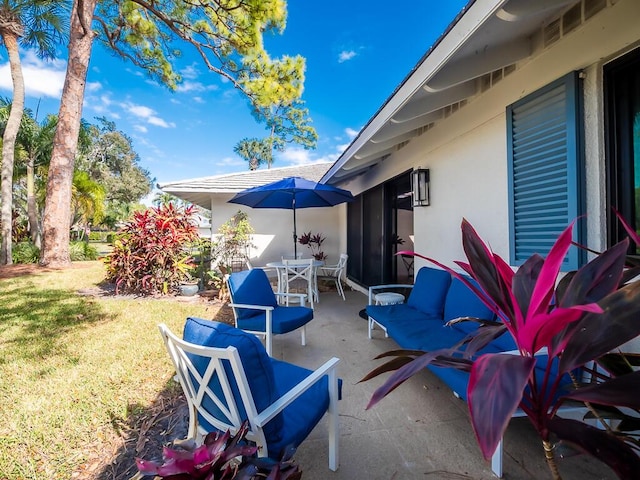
<box><xmin>507</xmin><ymin>72</ymin><xmax>585</xmax><ymax>270</ymax></box>
<box><xmin>605</xmin><ymin>48</ymin><xmax>640</xmax><ymax>254</ymax></box>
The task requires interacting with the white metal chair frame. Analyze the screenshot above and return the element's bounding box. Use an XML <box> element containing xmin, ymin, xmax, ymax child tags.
<box><xmin>225</xmin><ymin>275</ymin><xmax>309</xmax><ymax>356</ymax></box>
<box><xmin>282</xmin><ymin>258</ymin><xmax>317</xmax><ymax>309</ymax></box>
<box><xmin>158</xmin><ymin>323</ymin><xmax>340</xmax><ymax>471</ymax></box>
<box><xmin>317</xmin><ymin>254</ymin><xmax>348</xmax><ymax>300</ymax></box>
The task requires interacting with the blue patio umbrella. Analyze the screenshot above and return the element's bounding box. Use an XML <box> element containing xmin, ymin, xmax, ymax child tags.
<box><xmin>228</xmin><ymin>176</ymin><xmax>354</xmax><ymax>258</ymax></box>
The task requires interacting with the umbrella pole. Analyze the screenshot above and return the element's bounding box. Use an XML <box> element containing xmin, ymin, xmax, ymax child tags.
<box><xmin>293</xmin><ymin>199</ymin><xmax>297</xmax><ymax>258</ymax></box>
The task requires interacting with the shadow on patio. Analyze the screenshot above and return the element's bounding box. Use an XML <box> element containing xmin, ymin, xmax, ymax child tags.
<box><xmin>276</xmin><ymin>289</ymin><xmax>616</xmax><ymax>480</ymax></box>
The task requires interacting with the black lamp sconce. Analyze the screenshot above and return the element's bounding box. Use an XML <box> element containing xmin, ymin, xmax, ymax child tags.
<box><xmin>412</xmin><ymin>167</ymin><xmax>430</xmax><ymax>207</ymax></box>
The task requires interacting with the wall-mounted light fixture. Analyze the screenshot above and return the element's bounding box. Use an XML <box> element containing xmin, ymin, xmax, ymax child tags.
<box><xmin>412</xmin><ymin>167</ymin><xmax>430</xmax><ymax>207</ymax></box>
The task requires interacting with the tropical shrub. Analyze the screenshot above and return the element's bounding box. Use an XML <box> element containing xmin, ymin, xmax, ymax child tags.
<box><xmin>105</xmin><ymin>203</ymin><xmax>199</xmax><ymax>295</ymax></box>
<box><xmin>136</xmin><ymin>421</ymin><xmax>301</xmax><ymax>479</ymax></box>
<box><xmin>69</xmin><ymin>241</ymin><xmax>99</xmax><ymax>261</ymax></box>
<box><xmin>364</xmin><ymin>219</ymin><xmax>640</xmax><ymax>479</ymax></box>
<box><xmin>11</xmin><ymin>241</ymin><xmax>40</xmax><ymax>264</ymax></box>
<box><xmin>298</xmin><ymin>231</ymin><xmax>326</xmax><ymax>260</ymax></box>
<box><xmin>211</xmin><ymin>211</ymin><xmax>255</xmax><ymax>273</ymax></box>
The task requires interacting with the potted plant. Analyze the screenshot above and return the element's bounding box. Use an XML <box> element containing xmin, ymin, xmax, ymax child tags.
<box><xmin>364</xmin><ymin>218</ymin><xmax>640</xmax><ymax>479</ymax></box>
<box><xmin>298</xmin><ymin>231</ymin><xmax>327</xmax><ymax>261</ymax></box>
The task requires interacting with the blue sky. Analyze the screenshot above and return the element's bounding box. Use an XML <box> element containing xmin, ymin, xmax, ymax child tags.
<box><xmin>0</xmin><ymin>1</ymin><xmax>467</xmax><ymax>191</ymax></box>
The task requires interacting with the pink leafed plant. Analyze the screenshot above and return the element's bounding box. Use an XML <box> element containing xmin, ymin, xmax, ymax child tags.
<box><xmin>363</xmin><ymin>218</ymin><xmax>640</xmax><ymax>479</ymax></box>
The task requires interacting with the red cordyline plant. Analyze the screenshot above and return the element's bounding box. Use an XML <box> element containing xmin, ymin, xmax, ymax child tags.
<box><xmin>105</xmin><ymin>203</ymin><xmax>200</xmax><ymax>295</ymax></box>
<box><xmin>364</xmin><ymin>218</ymin><xmax>640</xmax><ymax>479</ymax></box>
<box><xmin>298</xmin><ymin>231</ymin><xmax>326</xmax><ymax>260</ymax></box>
<box><xmin>136</xmin><ymin>421</ymin><xmax>301</xmax><ymax>479</ymax></box>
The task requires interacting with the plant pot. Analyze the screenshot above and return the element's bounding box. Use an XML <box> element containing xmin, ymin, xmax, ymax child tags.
<box><xmin>178</xmin><ymin>282</ymin><xmax>199</xmax><ymax>296</ymax></box>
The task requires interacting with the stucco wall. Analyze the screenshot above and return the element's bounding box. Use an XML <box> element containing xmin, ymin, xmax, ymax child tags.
<box><xmin>208</xmin><ymin>194</ymin><xmax>344</xmax><ymax>267</ymax></box>
<box><xmin>338</xmin><ymin>0</ymin><xmax>640</xmax><ymax>273</ymax></box>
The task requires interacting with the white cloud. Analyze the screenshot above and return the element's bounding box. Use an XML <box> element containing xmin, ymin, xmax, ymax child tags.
<box><xmin>148</xmin><ymin>116</ymin><xmax>175</xmax><ymax>128</ymax></box>
<box><xmin>181</xmin><ymin>64</ymin><xmax>199</xmax><ymax>80</ymax></box>
<box><xmin>133</xmin><ymin>124</ymin><xmax>148</xmax><ymax>133</ymax></box>
<box><xmin>122</xmin><ymin>101</ymin><xmax>174</xmax><ymax>128</ymax></box>
<box><xmin>192</xmin><ymin>96</ymin><xmax>205</xmax><ymax>104</ymax></box>
<box><xmin>338</xmin><ymin>50</ymin><xmax>357</xmax><ymax>63</ymax></box>
<box><xmin>216</xmin><ymin>156</ymin><xmax>245</xmax><ymax>167</ymax></box>
<box><xmin>345</xmin><ymin>127</ymin><xmax>359</xmax><ymax>138</ymax></box>
<box><xmin>176</xmin><ymin>80</ymin><xmax>219</xmax><ymax>93</ymax></box>
<box><xmin>0</xmin><ymin>50</ymin><xmax>66</xmax><ymax>98</ymax></box>
<box><xmin>127</xmin><ymin>104</ymin><xmax>155</xmax><ymax>118</ymax></box>
<box><xmin>86</xmin><ymin>81</ymin><xmax>102</xmax><ymax>92</ymax></box>
<box><xmin>280</xmin><ymin>147</ymin><xmax>339</xmax><ymax>165</ymax></box>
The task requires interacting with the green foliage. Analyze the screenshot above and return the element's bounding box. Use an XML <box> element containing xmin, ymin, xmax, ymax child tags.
<box><xmin>234</xmin><ymin>137</ymin><xmax>273</xmax><ymax>170</ymax></box>
<box><xmin>11</xmin><ymin>241</ymin><xmax>39</xmax><ymax>264</ymax></box>
<box><xmin>88</xmin><ymin>231</ymin><xmax>116</xmax><ymax>242</ymax></box>
<box><xmin>105</xmin><ymin>203</ymin><xmax>200</xmax><ymax>295</ymax></box>
<box><xmin>77</xmin><ymin>117</ymin><xmax>153</xmax><ymax>206</ymax></box>
<box><xmin>211</xmin><ymin>211</ymin><xmax>255</xmax><ymax>272</ymax></box>
<box><xmin>94</xmin><ymin>0</ymin><xmax>303</xmax><ymax>110</ymax></box>
<box><xmin>69</xmin><ymin>241</ymin><xmax>99</xmax><ymax>261</ymax></box>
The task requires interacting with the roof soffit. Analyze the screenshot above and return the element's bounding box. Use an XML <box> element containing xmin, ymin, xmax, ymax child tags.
<box><xmin>323</xmin><ymin>0</ymin><xmax>583</xmax><ymax>185</ymax></box>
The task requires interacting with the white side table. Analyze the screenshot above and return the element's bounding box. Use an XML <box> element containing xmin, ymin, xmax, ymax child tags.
<box><xmin>370</xmin><ymin>292</ymin><xmax>405</xmax><ymax>339</ymax></box>
<box><xmin>374</xmin><ymin>292</ymin><xmax>405</xmax><ymax>305</ymax></box>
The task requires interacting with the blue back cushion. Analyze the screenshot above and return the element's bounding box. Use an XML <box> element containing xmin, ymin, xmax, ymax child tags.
<box><xmin>406</xmin><ymin>267</ymin><xmax>452</xmax><ymax>316</ymax></box>
<box><xmin>444</xmin><ymin>276</ymin><xmax>496</xmax><ymax>334</ymax></box>
<box><xmin>228</xmin><ymin>269</ymin><xmax>278</xmax><ymax>319</ymax></box>
<box><xmin>182</xmin><ymin>317</ymin><xmax>283</xmax><ymax>438</ymax></box>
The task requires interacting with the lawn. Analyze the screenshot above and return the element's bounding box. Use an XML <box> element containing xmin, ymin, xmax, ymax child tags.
<box><xmin>0</xmin><ymin>261</ymin><xmax>229</xmax><ymax>479</ymax></box>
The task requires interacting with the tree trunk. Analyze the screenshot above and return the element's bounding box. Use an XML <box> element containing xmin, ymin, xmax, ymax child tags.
<box><xmin>26</xmin><ymin>156</ymin><xmax>40</xmax><ymax>248</ymax></box>
<box><xmin>0</xmin><ymin>32</ymin><xmax>25</xmax><ymax>265</ymax></box>
<box><xmin>40</xmin><ymin>0</ymin><xmax>97</xmax><ymax>267</ymax></box>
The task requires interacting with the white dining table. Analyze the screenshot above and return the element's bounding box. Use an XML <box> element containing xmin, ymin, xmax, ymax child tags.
<box><xmin>266</xmin><ymin>259</ymin><xmax>324</xmax><ymax>304</ymax></box>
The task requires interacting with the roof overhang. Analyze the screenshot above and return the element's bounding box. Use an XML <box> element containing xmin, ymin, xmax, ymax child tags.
<box><xmin>322</xmin><ymin>0</ymin><xmax>579</xmax><ymax>184</ymax></box>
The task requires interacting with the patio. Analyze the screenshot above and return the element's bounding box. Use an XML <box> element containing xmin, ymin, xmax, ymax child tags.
<box><xmin>269</xmin><ymin>288</ymin><xmax>616</xmax><ymax>480</ymax></box>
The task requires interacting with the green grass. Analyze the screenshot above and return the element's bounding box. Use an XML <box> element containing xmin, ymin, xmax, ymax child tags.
<box><xmin>0</xmin><ymin>262</ymin><xmax>217</xmax><ymax>479</ymax></box>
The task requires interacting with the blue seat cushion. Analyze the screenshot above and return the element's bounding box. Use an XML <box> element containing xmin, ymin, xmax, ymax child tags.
<box><xmin>228</xmin><ymin>270</ymin><xmax>278</xmax><ymax>320</ymax></box>
<box><xmin>266</xmin><ymin>359</ymin><xmax>335</xmax><ymax>457</ymax></box>
<box><xmin>182</xmin><ymin>318</ymin><xmax>284</xmax><ymax>441</ymax></box>
<box><xmin>236</xmin><ymin>306</ymin><xmax>313</xmax><ymax>334</ymax></box>
<box><xmin>444</xmin><ymin>277</ymin><xmax>496</xmax><ymax>334</ymax></box>
<box><xmin>366</xmin><ymin>303</ymin><xmax>440</xmax><ymax>331</ymax></box>
<box><xmin>406</xmin><ymin>267</ymin><xmax>451</xmax><ymax>316</ymax></box>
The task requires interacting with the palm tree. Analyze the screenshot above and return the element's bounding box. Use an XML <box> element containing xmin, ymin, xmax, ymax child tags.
<box><xmin>18</xmin><ymin>112</ymin><xmax>57</xmax><ymax>247</ymax></box>
<box><xmin>0</xmin><ymin>0</ymin><xmax>68</xmax><ymax>264</ymax></box>
<box><xmin>234</xmin><ymin>138</ymin><xmax>273</xmax><ymax>170</ymax></box>
<box><xmin>70</xmin><ymin>170</ymin><xmax>104</xmax><ymax>241</ymax></box>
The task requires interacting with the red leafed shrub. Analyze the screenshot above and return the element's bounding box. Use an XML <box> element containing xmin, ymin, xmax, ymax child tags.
<box><xmin>105</xmin><ymin>203</ymin><xmax>200</xmax><ymax>295</ymax></box>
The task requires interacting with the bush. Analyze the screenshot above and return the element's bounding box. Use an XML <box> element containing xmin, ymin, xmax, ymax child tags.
<box><xmin>70</xmin><ymin>241</ymin><xmax>99</xmax><ymax>261</ymax></box>
<box><xmin>105</xmin><ymin>204</ymin><xmax>200</xmax><ymax>295</ymax></box>
<box><xmin>12</xmin><ymin>242</ymin><xmax>40</xmax><ymax>264</ymax></box>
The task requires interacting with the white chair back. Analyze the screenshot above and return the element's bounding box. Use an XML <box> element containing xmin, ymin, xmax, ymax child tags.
<box><xmin>157</xmin><ymin>323</ymin><xmax>267</xmax><ymax>447</ymax></box>
<box><xmin>282</xmin><ymin>258</ymin><xmax>315</xmax><ymax>308</ymax></box>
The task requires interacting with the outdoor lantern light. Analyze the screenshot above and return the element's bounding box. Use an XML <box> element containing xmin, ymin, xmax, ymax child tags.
<box><xmin>412</xmin><ymin>168</ymin><xmax>430</xmax><ymax>207</ymax></box>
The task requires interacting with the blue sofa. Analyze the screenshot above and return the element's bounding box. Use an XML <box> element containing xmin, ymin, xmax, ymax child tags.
<box><xmin>366</xmin><ymin>266</ymin><xmax>526</xmax><ymax>401</ymax></box>
<box><xmin>366</xmin><ymin>266</ymin><xmax>576</xmax><ymax>477</ymax></box>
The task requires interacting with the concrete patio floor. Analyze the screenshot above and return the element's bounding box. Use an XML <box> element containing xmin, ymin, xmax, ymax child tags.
<box><xmin>268</xmin><ymin>288</ymin><xmax>617</xmax><ymax>480</ymax></box>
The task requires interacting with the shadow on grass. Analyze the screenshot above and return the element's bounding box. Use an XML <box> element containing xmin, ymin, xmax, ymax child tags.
<box><xmin>0</xmin><ymin>282</ymin><xmax>111</xmax><ymax>363</ymax></box>
<box><xmin>93</xmin><ymin>307</ymin><xmax>233</xmax><ymax>480</ymax></box>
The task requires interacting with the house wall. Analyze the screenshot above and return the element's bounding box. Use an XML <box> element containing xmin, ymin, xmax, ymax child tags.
<box><xmin>208</xmin><ymin>194</ymin><xmax>343</xmax><ymax>268</ymax></box>
<box><xmin>338</xmin><ymin>0</ymin><xmax>640</xmax><ymax>273</ymax></box>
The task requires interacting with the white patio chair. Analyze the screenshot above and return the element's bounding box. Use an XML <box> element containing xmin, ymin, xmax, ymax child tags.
<box><xmin>317</xmin><ymin>253</ymin><xmax>348</xmax><ymax>300</ymax></box>
<box><xmin>158</xmin><ymin>319</ymin><xmax>340</xmax><ymax>471</ymax></box>
<box><xmin>282</xmin><ymin>258</ymin><xmax>316</xmax><ymax>308</ymax></box>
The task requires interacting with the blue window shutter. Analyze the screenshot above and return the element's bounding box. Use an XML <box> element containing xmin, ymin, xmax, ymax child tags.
<box><xmin>507</xmin><ymin>72</ymin><xmax>585</xmax><ymax>270</ymax></box>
